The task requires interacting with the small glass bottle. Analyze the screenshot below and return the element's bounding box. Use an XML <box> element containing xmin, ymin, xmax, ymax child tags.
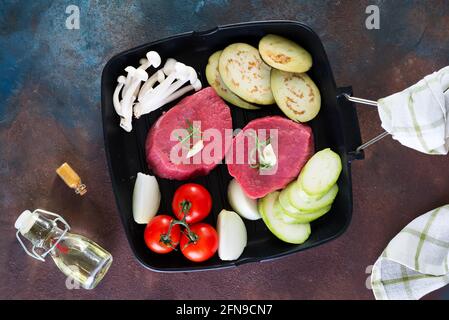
<box><xmin>15</xmin><ymin>209</ymin><xmax>112</xmax><ymax>289</ymax></box>
<box><xmin>56</xmin><ymin>163</ymin><xmax>87</xmax><ymax>195</ymax></box>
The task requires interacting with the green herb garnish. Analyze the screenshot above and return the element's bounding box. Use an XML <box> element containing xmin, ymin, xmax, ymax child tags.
<box><xmin>248</xmin><ymin>132</ymin><xmax>273</xmax><ymax>170</ymax></box>
<box><xmin>177</xmin><ymin>119</ymin><xmax>202</xmax><ymax>152</ymax></box>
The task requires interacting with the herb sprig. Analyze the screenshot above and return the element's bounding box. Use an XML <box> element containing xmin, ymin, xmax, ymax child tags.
<box><xmin>177</xmin><ymin>119</ymin><xmax>202</xmax><ymax>152</ymax></box>
<box><xmin>248</xmin><ymin>132</ymin><xmax>273</xmax><ymax>170</ymax></box>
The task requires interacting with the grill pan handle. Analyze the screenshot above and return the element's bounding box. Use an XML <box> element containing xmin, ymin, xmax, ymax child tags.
<box><xmin>339</xmin><ymin>92</ymin><xmax>390</xmax><ymax>159</ymax></box>
<box><xmin>336</xmin><ymin>87</ymin><xmax>366</xmax><ymax>161</ymax></box>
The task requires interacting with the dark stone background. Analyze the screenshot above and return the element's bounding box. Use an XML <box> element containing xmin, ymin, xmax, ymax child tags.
<box><xmin>1</xmin><ymin>0</ymin><xmax>448</xmax><ymax>300</ymax></box>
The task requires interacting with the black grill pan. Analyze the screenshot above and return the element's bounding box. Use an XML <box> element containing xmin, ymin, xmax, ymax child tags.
<box><xmin>101</xmin><ymin>21</ymin><xmax>363</xmax><ymax>272</ymax></box>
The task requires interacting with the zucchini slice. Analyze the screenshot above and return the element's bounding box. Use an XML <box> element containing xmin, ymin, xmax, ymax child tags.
<box><xmin>279</xmin><ymin>182</ymin><xmax>326</xmax><ymax>216</ymax></box>
<box><xmin>271</xmin><ymin>69</ymin><xmax>321</xmax><ymax>122</ymax></box>
<box><xmin>206</xmin><ymin>51</ymin><xmax>260</xmax><ymax>110</ymax></box>
<box><xmin>285</xmin><ymin>206</ymin><xmax>331</xmax><ymax>224</ymax></box>
<box><xmin>219</xmin><ymin>43</ymin><xmax>274</xmax><ymax>105</ymax></box>
<box><xmin>258</xmin><ymin>192</ymin><xmax>311</xmax><ymax>244</ymax></box>
<box><xmin>298</xmin><ymin>148</ymin><xmax>342</xmax><ymax>196</ymax></box>
<box><xmin>259</xmin><ymin>34</ymin><xmax>312</xmax><ymax>73</ymax></box>
<box><xmin>287</xmin><ymin>181</ymin><xmax>339</xmax><ymax>212</ymax></box>
<box><xmin>279</xmin><ymin>187</ymin><xmax>301</xmax><ymax>215</ymax></box>
<box><xmin>274</xmin><ymin>198</ymin><xmax>331</xmax><ymax>224</ymax></box>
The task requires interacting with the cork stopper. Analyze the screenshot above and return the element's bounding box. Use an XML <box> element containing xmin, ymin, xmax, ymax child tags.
<box><xmin>56</xmin><ymin>162</ymin><xmax>87</xmax><ymax>196</ymax></box>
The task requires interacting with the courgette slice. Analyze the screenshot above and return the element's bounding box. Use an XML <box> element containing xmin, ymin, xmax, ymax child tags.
<box><xmin>258</xmin><ymin>192</ymin><xmax>311</xmax><ymax>244</ymax></box>
<box><xmin>287</xmin><ymin>181</ymin><xmax>338</xmax><ymax>212</ymax></box>
<box><xmin>271</xmin><ymin>69</ymin><xmax>321</xmax><ymax>122</ymax></box>
<box><xmin>274</xmin><ymin>198</ymin><xmax>331</xmax><ymax>224</ymax></box>
<box><xmin>206</xmin><ymin>51</ymin><xmax>260</xmax><ymax>110</ymax></box>
<box><xmin>298</xmin><ymin>148</ymin><xmax>342</xmax><ymax>196</ymax></box>
<box><xmin>259</xmin><ymin>34</ymin><xmax>312</xmax><ymax>73</ymax></box>
<box><xmin>279</xmin><ymin>182</ymin><xmax>325</xmax><ymax>216</ymax></box>
<box><xmin>219</xmin><ymin>43</ymin><xmax>274</xmax><ymax>105</ymax></box>
<box><xmin>288</xmin><ymin>206</ymin><xmax>331</xmax><ymax>224</ymax></box>
<box><xmin>279</xmin><ymin>187</ymin><xmax>301</xmax><ymax>215</ymax></box>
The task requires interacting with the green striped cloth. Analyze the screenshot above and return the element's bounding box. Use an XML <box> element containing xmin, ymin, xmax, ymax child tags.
<box><xmin>377</xmin><ymin>66</ymin><xmax>449</xmax><ymax>155</ymax></box>
<box><xmin>371</xmin><ymin>205</ymin><xmax>449</xmax><ymax>300</ymax></box>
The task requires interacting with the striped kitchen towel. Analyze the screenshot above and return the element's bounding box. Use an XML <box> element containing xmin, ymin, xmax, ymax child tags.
<box><xmin>377</xmin><ymin>66</ymin><xmax>449</xmax><ymax>155</ymax></box>
<box><xmin>371</xmin><ymin>205</ymin><xmax>449</xmax><ymax>300</ymax></box>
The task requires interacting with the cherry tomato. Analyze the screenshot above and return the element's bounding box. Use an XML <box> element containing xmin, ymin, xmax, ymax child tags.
<box><xmin>180</xmin><ymin>223</ymin><xmax>218</xmax><ymax>262</ymax></box>
<box><xmin>144</xmin><ymin>215</ymin><xmax>181</xmax><ymax>254</ymax></box>
<box><xmin>172</xmin><ymin>183</ymin><xmax>212</xmax><ymax>224</ymax></box>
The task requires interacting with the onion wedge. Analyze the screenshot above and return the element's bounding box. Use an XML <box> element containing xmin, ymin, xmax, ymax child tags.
<box><xmin>132</xmin><ymin>172</ymin><xmax>161</xmax><ymax>224</ymax></box>
<box><xmin>217</xmin><ymin>209</ymin><xmax>247</xmax><ymax>261</ymax></box>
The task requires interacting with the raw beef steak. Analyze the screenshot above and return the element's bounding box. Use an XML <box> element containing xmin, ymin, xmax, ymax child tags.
<box><xmin>146</xmin><ymin>87</ymin><xmax>232</xmax><ymax>180</ymax></box>
<box><xmin>227</xmin><ymin>116</ymin><xmax>314</xmax><ymax>198</ymax></box>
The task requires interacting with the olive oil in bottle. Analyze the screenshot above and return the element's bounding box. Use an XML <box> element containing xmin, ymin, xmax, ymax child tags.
<box><xmin>15</xmin><ymin>209</ymin><xmax>112</xmax><ymax>289</ymax></box>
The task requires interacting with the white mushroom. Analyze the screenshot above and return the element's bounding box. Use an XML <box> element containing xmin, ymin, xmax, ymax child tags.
<box><xmin>113</xmin><ymin>76</ymin><xmax>126</xmax><ymax>117</ymax></box>
<box><xmin>120</xmin><ymin>69</ymin><xmax>148</xmax><ymax>132</ymax></box>
<box><xmin>160</xmin><ymin>66</ymin><xmax>197</xmax><ymax>101</ymax></box>
<box><xmin>123</xmin><ymin>53</ymin><xmax>159</xmax><ymax>99</ymax></box>
<box><xmin>142</xmin><ymin>63</ymin><xmax>190</xmax><ymax>103</ymax></box>
<box><xmin>138</xmin><ymin>70</ymin><xmax>165</xmax><ymax>101</ymax></box>
<box><xmin>138</xmin><ymin>51</ymin><xmax>162</xmax><ymax>71</ymax></box>
<box><xmin>135</xmin><ymin>79</ymin><xmax>202</xmax><ymax>117</ymax></box>
<box><xmin>122</xmin><ymin>66</ymin><xmax>138</xmax><ymax>99</ymax></box>
<box><xmin>114</xmin><ymin>54</ymin><xmax>201</xmax><ymax>130</ymax></box>
<box><xmin>161</xmin><ymin>79</ymin><xmax>202</xmax><ymax>104</ymax></box>
<box><xmin>139</xmin><ymin>58</ymin><xmax>148</xmax><ymax>66</ymax></box>
<box><xmin>119</xmin><ymin>94</ymin><xmax>136</xmax><ymax>132</ymax></box>
<box><xmin>152</xmin><ymin>62</ymin><xmax>189</xmax><ymax>96</ymax></box>
<box><xmin>134</xmin><ymin>62</ymin><xmax>189</xmax><ymax>118</ymax></box>
<box><xmin>162</xmin><ymin>58</ymin><xmax>177</xmax><ymax>75</ymax></box>
<box><xmin>123</xmin><ymin>69</ymin><xmax>148</xmax><ymax>101</ymax></box>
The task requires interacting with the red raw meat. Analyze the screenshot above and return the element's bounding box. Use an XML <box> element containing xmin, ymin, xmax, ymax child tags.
<box><xmin>227</xmin><ymin>116</ymin><xmax>314</xmax><ymax>199</ymax></box>
<box><xmin>146</xmin><ymin>87</ymin><xmax>232</xmax><ymax>180</ymax></box>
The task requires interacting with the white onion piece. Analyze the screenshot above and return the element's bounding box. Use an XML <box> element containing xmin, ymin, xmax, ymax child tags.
<box><xmin>217</xmin><ymin>210</ymin><xmax>247</xmax><ymax>261</ymax></box>
<box><xmin>132</xmin><ymin>172</ymin><xmax>161</xmax><ymax>224</ymax></box>
<box><xmin>227</xmin><ymin>178</ymin><xmax>261</xmax><ymax>220</ymax></box>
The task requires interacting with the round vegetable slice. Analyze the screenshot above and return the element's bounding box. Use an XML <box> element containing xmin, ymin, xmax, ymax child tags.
<box><xmin>274</xmin><ymin>198</ymin><xmax>331</xmax><ymax>224</ymax></box>
<box><xmin>273</xmin><ymin>198</ymin><xmax>296</xmax><ymax>223</ymax></box>
<box><xmin>280</xmin><ymin>181</ymin><xmax>328</xmax><ymax>216</ymax></box>
<box><xmin>298</xmin><ymin>148</ymin><xmax>342</xmax><ymax>196</ymax></box>
<box><xmin>271</xmin><ymin>69</ymin><xmax>321</xmax><ymax>122</ymax></box>
<box><xmin>288</xmin><ymin>181</ymin><xmax>338</xmax><ymax>212</ymax></box>
<box><xmin>278</xmin><ymin>187</ymin><xmax>301</xmax><ymax>215</ymax></box>
<box><xmin>227</xmin><ymin>178</ymin><xmax>261</xmax><ymax>220</ymax></box>
<box><xmin>217</xmin><ymin>209</ymin><xmax>247</xmax><ymax>261</ymax></box>
<box><xmin>284</xmin><ymin>207</ymin><xmax>331</xmax><ymax>224</ymax></box>
<box><xmin>219</xmin><ymin>43</ymin><xmax>274</xmax><ymax>105</ymax></box>
<box><xmin>258</xmin><ymin>192</ymin><xmax>311</xmax><ymax>244</ymax></box>
<box><xmin>206</xmin><ymin>51</ymin><xmax>260</xmax><ymax>110</ymax></box>
<box><xmin>259</xmin><ymin>34</ymin><xmax>312</xmax><ymax>73</ymax></box>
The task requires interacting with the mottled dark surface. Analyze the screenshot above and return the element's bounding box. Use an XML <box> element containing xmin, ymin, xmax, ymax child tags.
<box><xmin>1</xmin><ymin>0</ymin><xmax>449</xmax><ymax>300</ymax></box>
